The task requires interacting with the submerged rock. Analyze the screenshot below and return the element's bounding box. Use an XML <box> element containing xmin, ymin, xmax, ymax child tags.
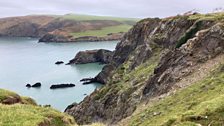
<box><xmin>26</xmin><ymin>83</ymin><xmax>41</xmax><ymax>88</ymax></box>
<box><xmin>67</xmin><ymin>49</ymin><xmax>113</xmax><ymax>65</ymax></box>
<box><xmin>26</xmin><ymin>84</ymin><xmax>31</xmax><ymax>88</ymax></box>
<box><xmin>50</xmin><ymin>84</ymin><xmax>75</xmax><ymax>89</ymax></box>
<box><xmin>32</xmin><ymin>82</ymin><xmax>41</xmax><ymax>88</ymax></box>
<box><xmin>55</xmin><ymin>61</ymin><xmax>64</xmax><ymax>65</ymax></box>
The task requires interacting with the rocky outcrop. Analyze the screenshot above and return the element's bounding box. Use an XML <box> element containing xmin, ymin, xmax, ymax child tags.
<box><xmin>2</xmin><ymin>95</ymin><xmax>21</xmax><ymax>105</ymax></box>
<box><xmin>143</xmin><ymin>23</ymin><xmax>224</xmax><ymax>96</ymax></box>
<box><xmin>67</xmin><ymin>49</ymin><xmax>113</xmax><ymax>65</ymax></box>
<box><xmin>65</xmin><ymin>13</ymin><xmax>224</xmax><ymax>125</ymax></box>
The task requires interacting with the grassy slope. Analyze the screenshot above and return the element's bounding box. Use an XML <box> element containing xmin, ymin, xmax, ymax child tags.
<box><xmin>0</xmin><ymin>89</ymin><xmax>76</xmax><ymax>126</ymax></box>
<box><xmin>62</xmin><ymin>14</ymin><xmax>139</xmax><ymax>37</ymax></box>
<box><xmin>128</xmin><ymin>64</ymin><xmax>224</xmax><ymax>126</ymax></box>
<box><xmin>188</xmin><ymin>12</ymin><xmax>224</xmax><ymax>21</ymax></box>
<box><xmin>71</xmin><ymin>24</ymin><xmax>132</xmax><ymax>37</ymax></box>
<box><xmin>62</xmin><ymin>14</ymin><xmax>139</xmax><ymax>22</ymax></box>
<box><xmin>0</xmin><ymin>89</ymin><xmax>19</xmax><ymax>102</ymax></box>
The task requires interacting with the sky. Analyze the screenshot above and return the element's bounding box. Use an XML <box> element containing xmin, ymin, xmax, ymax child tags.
<box><xmin>0</xmin><ymin>0</ymin><xmax>224</xmax><ymax>18</ymax></box>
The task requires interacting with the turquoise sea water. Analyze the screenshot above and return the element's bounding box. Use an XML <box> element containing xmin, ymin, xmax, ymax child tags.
<box><xmin>0</xmin><ymin>37</ymin><xmax>117</xmax><ymax>111</ymax></box>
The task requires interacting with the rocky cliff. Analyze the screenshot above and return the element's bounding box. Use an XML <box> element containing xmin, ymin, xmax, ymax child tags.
<box><xmin>65</xmin><ymin>12</ymin><xmax>224</xmax><ymax>125</ymax></box>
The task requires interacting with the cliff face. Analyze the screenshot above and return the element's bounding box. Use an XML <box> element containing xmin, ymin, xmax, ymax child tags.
<box><xmin>65</xmin><ymin>13</ymin><xmax>224</xmax><ymax>125</ymax></box>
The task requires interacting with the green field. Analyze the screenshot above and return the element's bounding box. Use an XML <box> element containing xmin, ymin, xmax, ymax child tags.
<box><xmin>62</xmin><ymin>14</ymin><xmax>139</xmax><ymax>22</ymax></box>
<box><xmin>63</xmin><ymin>14</ymin><xmax>138</xmax><ymax>38</ymax></box>
<box><xmin>71</xmin><ymin>24</ymin><xmax>132</xmax><ymax>37</ymax></box>
<box><xmin>54</xmin><ymin>14</ymin><xmax>140</xmax><ymax>38</ymax></box>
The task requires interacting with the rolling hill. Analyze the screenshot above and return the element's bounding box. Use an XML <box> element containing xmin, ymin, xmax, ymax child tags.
<box><xmin>0</xmin><ymin>14</ymin><xmax>139</xmax><ymax>42</ymax></box>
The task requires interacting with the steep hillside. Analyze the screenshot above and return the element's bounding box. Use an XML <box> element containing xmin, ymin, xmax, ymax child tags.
<box><xmin>0</xmin><ymin>15</ymin><xmax>55</xmax><ymax>37</ymax></box>
<box><xmin>122</xmin><ymin>63</ymin><xmax>224</xmax><ymax>126</ymax></box>
<box><xmin>0</xmin><ymin>88</ymin><xmax>76</xmax><ymax>126</ymax></box>
<box><xmin>65</xmin><ymin>12</ymin><xmax>224</xmax><ymax>125</ymax></box>
<box><xmin>0</xmin><ymin>14</ymin><xmax>138</xmax><ymax>42</ymax></box>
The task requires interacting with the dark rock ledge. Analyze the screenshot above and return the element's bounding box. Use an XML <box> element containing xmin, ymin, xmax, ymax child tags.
<box><xmin>50</xmin><ymin>84</ymin><xmax>76</xmax><ymax>89</ymax></box>
<box><xmin>80</xmin><ymin>78</ymin><xmax>97</xmax><ymax>85</ymax></box>
<box><xmin>55</xmin><ymin>61</ymin><xmax>64</xmax><ymax>65</ymax></box>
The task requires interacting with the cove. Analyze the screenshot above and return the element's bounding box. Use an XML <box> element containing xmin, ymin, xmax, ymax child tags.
<box><xmin>0</xmin><ymin>37</ymin><xmax>118</xmax><ymax>111</ymax></box>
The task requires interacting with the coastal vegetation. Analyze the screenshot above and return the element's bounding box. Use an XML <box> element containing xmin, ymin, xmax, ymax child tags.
<box><xmin>128</xmin><ymin>64</ymin><xmax>224</xmax><ymax>126</ymax></box>
<box><xmin>0</xmin><ymin>89</ymin><xmax>76</xmax><ymax>126</ymax></box>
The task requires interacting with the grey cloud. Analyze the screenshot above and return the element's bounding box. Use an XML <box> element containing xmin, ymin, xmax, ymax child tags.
<box><xmin>0</xmin><ymin>0</ymin><xmax>223</xmax><ymax>18</ymax></box>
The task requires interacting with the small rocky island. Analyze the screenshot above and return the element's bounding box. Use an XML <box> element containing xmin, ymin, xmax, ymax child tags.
<box><xmin>67</xmin><ymin>49</ymin><xmax>113</xmax><ymax>65</ymax></box>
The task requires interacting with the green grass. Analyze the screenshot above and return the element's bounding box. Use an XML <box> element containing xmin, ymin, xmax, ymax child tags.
<box><xmin>0</xmin><ymin>89</ymin><xmax>76</xmax><ymax>126</ymax></box>
<box><xmin>62</xmin><ymin>14</ymin><xmax>139</xmax><ymax>22</ymax></box>
<box><xmin>53</xmin><ymin>14</ymin><xmax>139</xmax><ymax>38</ymax></box>
<box><xmin>71</xmin><ymin>24</ymin><xmax>132</xmax><ymax>37</ymax></box>
<box><xmin>129</xmin><ymin>64</ymin><xmax>224</xmax><ymax>126</ymax></box>
<box><xmin>0</xmin><ymin>104</ymin><xmax>76</xmax><ymax>126</ymax></box>
<box><xmin>0</xmin><ymin>89</ymin><xmax>19</xmax><ymax>102</ymax></box>
<box><xmin>0</xmin><ymin>89</ymin><xmax>37</xmax><ymax>105</ymax></box>
<box><xmin>188</xmin><ymin>12</ymin><xmax>224</xmax><ymax>21</ymax></box>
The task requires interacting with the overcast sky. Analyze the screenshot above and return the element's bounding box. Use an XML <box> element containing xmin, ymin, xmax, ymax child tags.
<box><xmin>0</xmin><ymin>0</ymin><xmax>224</xmax><ymax>18</ymax></box>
